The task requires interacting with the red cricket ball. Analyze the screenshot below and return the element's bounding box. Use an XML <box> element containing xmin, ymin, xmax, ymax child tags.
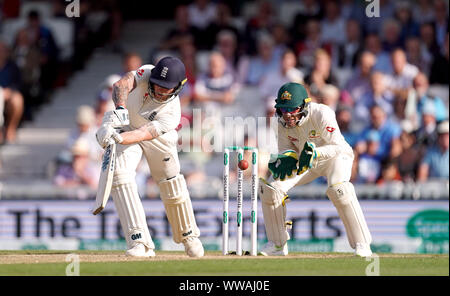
<box><xmin>238</xmin><ymin>159</ymin><xmax>249</xmax><ymax>170</ymax></box>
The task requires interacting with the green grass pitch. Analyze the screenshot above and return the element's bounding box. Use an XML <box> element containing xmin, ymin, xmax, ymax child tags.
<box><xmin>0</xmin><ymin>250</ymin><xmax>447</xmax><ymax>276</ymax></box>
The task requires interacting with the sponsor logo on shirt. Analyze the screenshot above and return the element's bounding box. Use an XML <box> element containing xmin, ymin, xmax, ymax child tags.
<box><xmin>288</xmin><ymin>136</ymin><xmax>298</xmax><ymax>142</ymax></box>
<box><xmin>309</xmin><ymin>130</ymin><xmax>320</xmax><ymax>138</ymax></box>
<box><xmin>326</xmin><ymin>126</ymin><xmax>336</xmax><ymax>133</ymax></box>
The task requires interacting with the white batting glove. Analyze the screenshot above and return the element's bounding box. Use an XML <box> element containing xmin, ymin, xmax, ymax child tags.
<box><xmin>96</xmin><ymin>125</ymin><xmax>123</xmax><ymax>149</ymax></box>
<box><xmin>102</xmin><ymin>107</ymin><xmax>130</xmax><ymax>128</ymax></box>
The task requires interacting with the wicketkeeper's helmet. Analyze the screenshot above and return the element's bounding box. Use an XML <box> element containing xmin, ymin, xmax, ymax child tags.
<box><xmin>275</xmin><ymin>82</ymin><xmax>311</xmax><ymax>127</ymax></box>
<box><xmin>149</xmin><ymin>56</ymin><xmax>187</xmax><ymax>104</ymax></box>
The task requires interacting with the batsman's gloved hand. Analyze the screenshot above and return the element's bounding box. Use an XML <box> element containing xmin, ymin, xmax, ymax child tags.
<box><xmin>102</xmin><ymin>106</ymin><xmax>130</xmax><ymax>128</ymax></box>
<box><xmin>96</xmin><ymin>124</ymin><xmax>123</xmax><ymax>149</ymax></box>
<box><xmin>268</xmin><ymin>150</ymin><xmax>299</xmax><ymax>181</ymax></box>
<box><xmin>297</xmin><ymin>142</ymin><xmax>319</xmax><ymax>175</ymax></box>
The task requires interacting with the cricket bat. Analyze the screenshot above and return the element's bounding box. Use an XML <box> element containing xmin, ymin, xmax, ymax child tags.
<box><xmin>92</xmin><ymin>142</ymin><xmax>116</xmax><ymax>215</ymax></box>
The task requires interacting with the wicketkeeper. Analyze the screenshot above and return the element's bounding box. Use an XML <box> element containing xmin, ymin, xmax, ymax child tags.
<box><xmin>95</xmin><ymin>57</ymin><xmax>204</xmax><ymax>257</ymax></box>
<box><xmin>259</xmin><ymin>82</ymin><xmax>372</xmax><ymax>257</ymax></box>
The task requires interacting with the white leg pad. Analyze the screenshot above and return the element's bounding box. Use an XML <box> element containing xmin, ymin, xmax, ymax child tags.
<box><xmin>326</xmin><ymin>182</ymin><xmax>372</xmax><ymax>249</ymax></box>
<box><xmin>159</xmin><ymin>174</ymin><xmax>200</xmax><ymax>243</ymax></box>
<box><xmin>112</xmin><ymin>170</ymin><xmax>155</xmax><ymax>250</ymax></box>
<box><xmin>259</xmin><ymin>179</ymin><xmax>290</xmax><ymax>247</ymax></box>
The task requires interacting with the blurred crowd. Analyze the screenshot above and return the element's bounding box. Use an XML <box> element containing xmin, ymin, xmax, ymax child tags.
<box><xmin>1</xmin><ymin>0</ymin><xmax>449</xmax><ymax>199</ymax></box>
<box><xmin>0</xmin><ymin>0</ymin><xmax>122</xmax><ymax>144</ymax></box>
<box><xmin>148</xmin><ymin>0</ymin><xmax>449</xmax><ymax>195</ymax></box>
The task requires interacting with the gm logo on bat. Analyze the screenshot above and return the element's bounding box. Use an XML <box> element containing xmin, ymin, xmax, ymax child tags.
<box><xmin>101</xmin><ymin>146</ymin><xmax>112</xmax><ymax>171</ymax></box>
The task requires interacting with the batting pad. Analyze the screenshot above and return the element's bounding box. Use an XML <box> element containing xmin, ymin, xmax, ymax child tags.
<box><xmin>326</xmin><ymin>182</ymin><xmax>372</xmax><ymax>249</ymax></box>
<box><xmin>107</xmin><ymin>143</ymin><xmax>154</xmax><ymax>250</ymax></box>
<box><xmin>159</xmin><ymin>174</ymin><xmax>200</xmax><ymax>243</ymax></box>
<box><xmin>111</xmin><ymin>178</ymin><xmax>155</xmax><ymax>250</ymax></box>
<box><xmin>259</xmin><ymin>179</ymin><xmax>290</xmax><ymax>247</ymax></box>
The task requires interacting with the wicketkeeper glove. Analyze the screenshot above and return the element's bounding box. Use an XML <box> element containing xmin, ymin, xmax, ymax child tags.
<box><xmin>96</xmin><ymin>124</ymin><xmax>123</xmax><ymax>149</ymax></box>
<box><xmin>101</xmin><ymin>106</ymin><xmax>130</xmax><ymax>128</ymax></box>
<box><xmin>268</xmin><ymin>150</ymin><xmax>299</xmax><ymax>181</ymax></box>
<box><xmin>297</xmin><ymin>142</ymin><xmax>319</xmax><ymax>175</ymax></box>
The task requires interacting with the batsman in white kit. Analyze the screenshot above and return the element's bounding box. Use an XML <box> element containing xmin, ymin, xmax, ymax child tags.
<box><xmin>260</xmin><ymin>82</ymin><xmax>372</xmax><ymax>257</ymax></box>
<box><xmin>94</xmin><ymin>57</ymin><xmax>204</xmax><ymax>257</ymax></box>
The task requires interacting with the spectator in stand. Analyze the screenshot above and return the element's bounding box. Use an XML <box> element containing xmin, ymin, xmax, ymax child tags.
<box><xmin>417</xmin><ymin>120</ymin><xmax>449</xmax><ymax>181</ymax></box>
<box><xmin>419</xmin><ymin>22</ymin><xmax>442</xmax><ymax>59</ymax></box>
<box><xmin>23</xmin><ymin>10</ymin><xmax>59</xmax><ymax>96</ymax></box>
<box><xmin>335</xmin><ymin>19</ymin><xmax>363</xmax><ymax>69</ymax></box>
<box><xmin>405</xmin><ymin>37</ymin><xmax>432</xmax><ymax>76</ymax></box>
<box><xmin>381</xmin><ymin>19</ymin><xmax>403</xmax><ymax>52</ymax></box>
<box><xmin>188</xmin><ymin>0</ymin><xmax>217</xmax><ymax>50</ymax></box>
<box><xmin>320</xmin><ymin>0</ymin><xmax>347</xmax><ymax>46</ymax></box>
<box><xmin>290</xmin><ymin>0</ymin><xmax>322</xmax><ymax>46</ymax></box>
<box><xmin>317</xmin><ymin>84</ymin><xmax>340</xmax><ymax>111</ymax></box>
<box><xmin>259</xmin><ymin>49</ymin><xmax>304</xmax><ymax>107</ymax></box>
<box><xmin>159</xmin><ymin>5</ymin><xmax>198</xmax><ymax>52</ymax></box>
<box><xmin>304</xmin><ymin>49</ymin><xmax>339</xmax><ymax>95</ymax></box>
<box><xmin>188</xmin><ymin>0</ymin><xmax>217</xmax><ymax>31</ymax></box>
<box><xmin>11</xmin><ymin>28</ymin><xmax>42</xmax><ymax>121</ymax></box>
<box><xmin>66</xmin><ymin>105</ymin><xmax>101</xmax><ymax>163</ymax></box>
<box><xmin>433</xmin><ymin>0</ymin><xmax>448</xmax><ymax>48</ymax></box>
<box><xmin>340</xmin><ymin>0</ymin><xmax>364</xmax><ymax>21</ymax></box>
<box><xmin>356</xmin><ymin>72</ymin><xmax>394</xmax><ymax>128</ymax></box>
<box><xmin>204</xmin><ymin>2</ymin><xmax>240</xmax><ymax>51</ymax></box>
<box><xmin>397</xmin><ymin>128</ymin><xmax>422</xmax><ymax>182</ymax></box>
<box><xmin>429</xmin><ymin>33</ymin><xmax>449</xmax><ymax>85</ymax></box>
<box><xmin>413</xmin><ymin>72</ymin><xmax>448</xmax><ymax>125</ymax></box>
<box><xmin>345</xmin><ymin>51</ymin><xmax>376</xmax><ymax>104</ymax></box>
<box><xmin>178</xmin><ymin>36</ymin><xmax>197</xmax><ymax>109</ymax></box>
<box><xmin>385</xmin><ymin>48</ymin><xmax>419</xmax><ymax>96</ymax></box>
<box><xmin>414</xmin><ymin>100</ymin><xmax>439</xmax><ymax>150</ymax></box>
<box><xmin>242</xmin><ymin>0</ymin><xmax>276</xmax><ymax>56</ymax></box>
<box><xmin>365</xmin><ymin>34</ymin><xmax>392</xmax><ymax>73</ymax></box>
<box><xmin>53</xmin><ymin>137</ymin><xmax>100</xmax><ymax>191</ymax></box>
<box><xmin>0</xmin><ymin>41</ymin><xmax>24</xmax><ymax>144</ymax></box>
<box><xmin>238</xmin><ymin>34</ymin><xmax>279</xmax><ymax>85</ymax></box>
<box><xmin>356</xmin><ymin>130</ymin><xmax>383</xmax><ymax>184</ymax></box>
<box><xmin>214</xmin><ymin>30</ymin><xmax>239</xmax><ymax>76</ymax></box>
<box><xmin>94</xmin><ymin>74</ymin><xmax>119</xmax><ymax>126</ymax></box>
<box><xmin>193</xmin><ymin>52</ymin><xmax>239</xmax><ymax>116</ymax></box>
<box><xmin>392</xmin><ymin>94</ymin><xmax>409</xmax><ymax>127</ymax></box>
<box><xmin>295</xmin><ymin>19</ymin><xmax>331</xmax><ymax>71</ymax></box>
<box><xmin>336</xmin><ymin>104</ymin><xmax>359</xmax><ymax>147</ymax></box>
<box><xmin>271</xmin><ymin>23</ymin><xmax>290</xmax><ymax>63</ymax></box>
<box><xmin>394</xmin><ymin>1</ymin><xmax>420</xmax><ymax>44</ymax></box>
<box><xmin>356</xmin><ymin>104</ymin><xmax>402</xmax><ymax>161</ymax></box>
<box><xmin>363</xmin><ymin>0</ymin><xmax>395</xmax><ymax>34</ymax></box>
<box><xmin>412</xmin><ymin>0</ymin><xmax>436</xmax><ymax>25</ymax></box>
<box><xmin>376</xmin><ymin>159</ymin><xmax>403</xmax><ymax>188</ymax></box>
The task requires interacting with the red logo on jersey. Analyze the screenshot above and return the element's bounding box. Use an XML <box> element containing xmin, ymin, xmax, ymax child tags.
<box><xmin>288</xmin><ymin>136</ymin><xmax>298</xmax><ymax>142</ymax></box>
<box><xmin>326</xmin><ymin>126</ymin><xmax>336</xmax><ymax>133</ymax></box>
<box><xmin>144</xmin><ymin>92</ymin><xmax>149</xmax><ymax>99</ymax></box>
<box><xmin>137</xmin><ymin>68</ymin><xmax>145</xmax><ymax>77</ymax></box>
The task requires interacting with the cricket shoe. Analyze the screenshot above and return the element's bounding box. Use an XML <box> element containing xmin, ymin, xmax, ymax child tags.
<box><xmin>183</xmin><ymin>237</ymin><xmax>204</xmax><ymax>257</ymax></box>
<box><xmin>125</xmin><ymin>243</ymin><xmax>155</xmax><ymax>257</ymax></box>
<box><xmin>259</xmin><ymin>241</ymin><xmax>288</xmax><ymax>256</ymax></box>
<box><xmin>355</xmin><ymin>243</ymin><xmax>373</xmax><ymax>257</ymax></box>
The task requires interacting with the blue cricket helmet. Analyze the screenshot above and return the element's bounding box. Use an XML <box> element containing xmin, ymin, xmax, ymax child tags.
<box><xmin>149</xmin><ymin>56</ymin><xmax>187</xmax><ymax>103</ymax></box>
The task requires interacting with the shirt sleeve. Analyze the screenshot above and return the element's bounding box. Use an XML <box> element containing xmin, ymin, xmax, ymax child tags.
<box><xmin>314</xmin><ymin>105</ymin><xmax>353</xmax><ymax>159</ymax></box>
<box><xmin>132</xmin><ymin>64</ymin><xmax>154</xmax><ymax>87</ymax></box>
